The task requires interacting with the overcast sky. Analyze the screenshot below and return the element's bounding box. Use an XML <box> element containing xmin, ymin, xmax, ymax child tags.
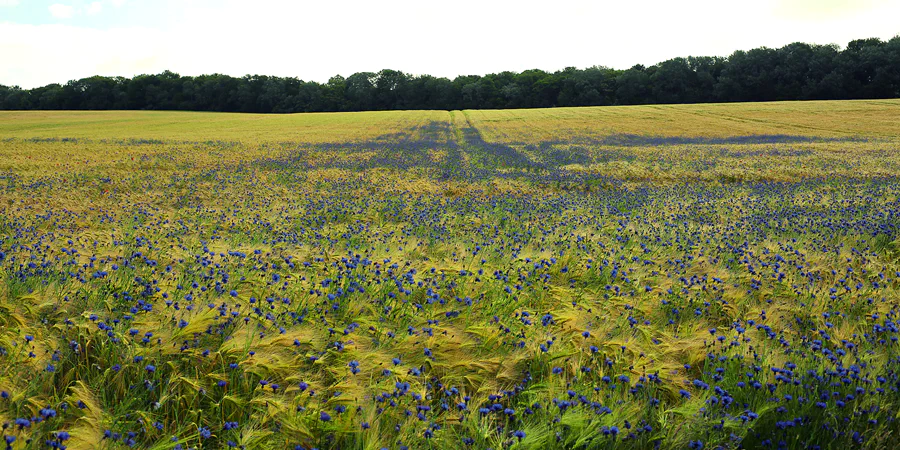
<box><xmin>1</xmin><ymin>0</ymin><xmax>899</xmax><ymax>88</ymax></box>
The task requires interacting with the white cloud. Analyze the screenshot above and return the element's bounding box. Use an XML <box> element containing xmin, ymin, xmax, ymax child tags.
<box><xmin>0</xmin><ymin>23</ymin><xmax>168</xmax><ymax>87</ymax></box>
<box><xmin>3</xmin><ymin>0</ymin><xmax>900</xmax><ymax>89</ymax></box>
<box><xmin>0</xmin><ymin>0</ymin><xmax>20</xmax><ymax>7</ymax></box>
<box><xmin>48</xmin><ymin>3</ymin><xmax>75</xmax><ymax>19</ymax></box>
<box><xmin>109</xmin><ymin>0</ymin><xmax>126</xmax><ymax>7</ymax></box>
<box><xmin>86</xmin><ymin>2</ymin><xmax>103</xmax><ymax>15</ymax></box>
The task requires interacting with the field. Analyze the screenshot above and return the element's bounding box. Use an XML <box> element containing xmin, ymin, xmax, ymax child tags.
<box><xmin>0</xmin><ymin>99</ymin><xmax>899</xmax><ymax>449</ymax></box>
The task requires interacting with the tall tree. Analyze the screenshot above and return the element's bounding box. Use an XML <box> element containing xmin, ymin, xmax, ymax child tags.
<box><xmin>2</xmin><ymin>36</ymin><xmax>898</xmax><ymax>112</ymax></box>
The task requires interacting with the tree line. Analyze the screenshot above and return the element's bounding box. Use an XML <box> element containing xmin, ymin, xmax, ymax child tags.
<box><xmin>2</xmin><ymin>37</ymin><xmax>898</xmax><ymax>113</ymax></box>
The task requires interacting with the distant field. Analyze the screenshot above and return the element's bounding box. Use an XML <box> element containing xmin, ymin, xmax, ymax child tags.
<box><xmin>3</xmin><ymin>100</ymin><xmax>899</xmax><ymax>183</ymax></box>
<box><xmin>0</xmin><ymin>109</ymin><xmax>446</xmax><ymax>143</ymax></box>
<box><xmin>1</xmin><ymin>100</ymin><xmax>899</xmax><ymax>450</ymax></box>
<box><xmin>1</xmin><ymin>99</ymin><xmax>898</xmax><ymax>143</ymax></box>
<box><xmin>468</xmin><ymin>99</ymin><xmax>900</xmax><ymax>142</ymax></box>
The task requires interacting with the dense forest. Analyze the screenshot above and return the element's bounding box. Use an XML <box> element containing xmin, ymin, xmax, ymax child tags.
<box><xmin>2</xmin><ymin>36</ymin><xmax>899</xmax><ymax>112</ymax></box>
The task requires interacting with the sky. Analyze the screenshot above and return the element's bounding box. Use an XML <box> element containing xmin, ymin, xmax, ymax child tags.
<box><xmin>1</xmin><ymin>0</ymin><xmax>899</xmax><ymax>88</ymax></box>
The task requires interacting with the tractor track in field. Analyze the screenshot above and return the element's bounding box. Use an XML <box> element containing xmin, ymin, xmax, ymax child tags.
<box><xmin>449</xmin><ymin>110</ymin><xmax>542</xmax><ymax>171</ymax></box>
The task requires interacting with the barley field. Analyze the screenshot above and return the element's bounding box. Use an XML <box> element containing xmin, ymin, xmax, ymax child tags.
<box><xmin>1</xmin><ymin>99</ymin><xmax>899</xmax><ymax>449</ymax></box>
